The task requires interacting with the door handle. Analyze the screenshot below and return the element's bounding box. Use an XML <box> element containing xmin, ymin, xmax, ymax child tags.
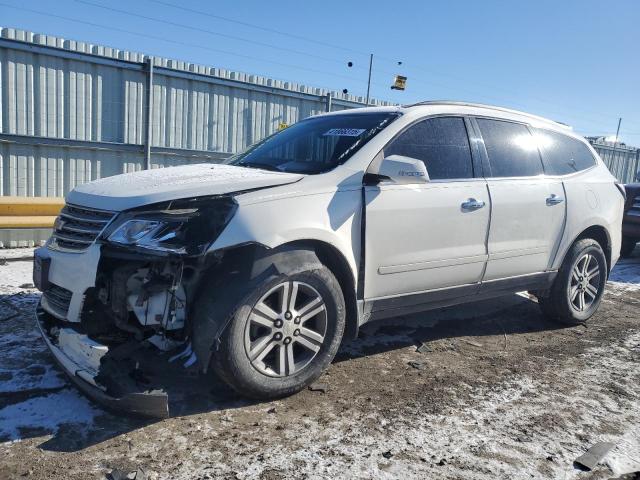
<box><xmin>461</xmin><ymin>198</ymin><xmax>486</xmax><ymax>211</ymax></box>
<box><xmin>546</xmin><ymin>194</ymin><xmax>564</xmax><ymax>206</ymax></box>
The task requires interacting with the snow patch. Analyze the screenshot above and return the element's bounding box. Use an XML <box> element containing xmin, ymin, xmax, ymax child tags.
<box><xmin>73</xmin><ymin>164</ymin><xmax>283</xmax><ymax>195</ymax></box>
<box><xmin>0</xmin><ymin>261</ymin><xmax>36</xmax><ymax>291</ymax></box>
<box><xmin>0</xmin><ymin>247</ymin><xmax>35</xmax><ymax>260</ymax></box>
<box><xmin>606</xmin><ymin>429</ymin><xmax>640</xmax><ymax>476</ymax></box>
<box><xmin>0</xmin><ymin>363</ymin><xmax>66</xmax><ymax>393</ymax></box>
<box><xmin>0</xmin><ymin>389</ymin><xmax>99</xmax><ymax>441</ymax></box>
<box><xmin>67</xmin><ymin>163</ymin><xmax>303</xmax><ymax>210</ymax></box>
<box><xmin>608</xmin><ymin>258</ymin><xmax>640</xmax><ymax>292</ymax></box>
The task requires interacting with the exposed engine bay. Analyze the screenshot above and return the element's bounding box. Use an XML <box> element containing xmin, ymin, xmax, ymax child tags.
<box><xmin>36</xmin><ymin>244</ymin><xmax>231</xmax><ymax>418</ymax></box>
<box><xmin>101</xmin><ymin>261</ymin><xmax>189</xmax><ymax>354</ymax></box>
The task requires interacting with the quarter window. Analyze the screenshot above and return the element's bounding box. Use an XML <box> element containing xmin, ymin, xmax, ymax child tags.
<box><xmin>476</xmin><ymin>118</ymin><xmax>544</xmax><ymax>178</ymax></box>
<box><xmin>384</xmin><ymin>117</ymin><xmax>474</xmax><ymax>180</ymax></box>
<box><xmin>533</xmin><ymin>128</ymin><xmax>596</xmax><ymax>175</ymax></box>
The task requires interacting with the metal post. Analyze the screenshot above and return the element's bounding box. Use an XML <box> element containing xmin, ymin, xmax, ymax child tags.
<box><xmin>614</xmin><ymin>117</ymin><xmax>622</xmax><ymax>146</ymax></box>
<box><xmin>365</xmin><ymin>53</ymin><xmax>373</xmax><ymax>106</ymax></box>
<box><xmin>325</xmin><ymin>92</ymin><xmax>332</xmax><ymax>112</ymax></box>
<box><xmin>144</xmin><ymin>57</ymin><xmax>154</xmax><ymax>170</ymax></box>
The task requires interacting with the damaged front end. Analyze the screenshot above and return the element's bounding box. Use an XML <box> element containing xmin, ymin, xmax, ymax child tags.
<box><xmin>35</xmin><ymin>195</ymin><xmax>238</xmax><ymax>418</ymax></box>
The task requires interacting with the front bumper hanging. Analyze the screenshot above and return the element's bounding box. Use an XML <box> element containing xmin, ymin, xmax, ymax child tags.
<box><xmin>37</xmin><ymin>306</ymin><xmax>170</xmax><ymax>418</ymax></box>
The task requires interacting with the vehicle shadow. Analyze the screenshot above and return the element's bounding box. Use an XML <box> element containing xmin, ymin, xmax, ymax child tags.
<box><xmin>0</xmin><ymin>290</ymin><xmax>568</xmax><ymax>454</ymax></box>
<box><xmin>335</xmin><ymin>292</ymin><xmax>566</xmax><ymax>363</ymax></box>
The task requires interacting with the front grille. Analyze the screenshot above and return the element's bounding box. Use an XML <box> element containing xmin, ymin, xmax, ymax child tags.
<box><xmin>51</xmin><ymin>203</ymin><xmax>115</xmax><ymax>251</ymax></box>
<box><xmin>43</xmin><ymin>284</ymin><xmax>73</xmax><ymax>316</ymax></box>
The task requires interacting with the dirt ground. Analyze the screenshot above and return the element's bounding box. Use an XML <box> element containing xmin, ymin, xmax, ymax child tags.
<box><xmin>1</xmin><ymin>249</ymin><xmax>639</xmax><ymax>480</ymax></box>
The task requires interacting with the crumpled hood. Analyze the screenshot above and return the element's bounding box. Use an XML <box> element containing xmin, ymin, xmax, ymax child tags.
<box><xmin>66</xmin><ymin>163</ymin><xmax>304</xmax><ymax>211</ymax></box>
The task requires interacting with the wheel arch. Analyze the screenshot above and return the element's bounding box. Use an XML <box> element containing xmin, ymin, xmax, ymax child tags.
<box><xmin>191</xmin><ymin>239</ymin><xmax>359</xmax><ymax>371</ymax></box>
<box><xmin>278</xmin><ymin>239</ymin><xmax>359</xmax><ymax>342</ymax></box>
<box><xmin>537</xmin><ymin>226</ymin><xmax>611</xmax><ymax>325</ymax></box>
<box><xmin>569</xmin><ymin>224</ymin><xmax>612</xmax><ymax>273</ymax></box>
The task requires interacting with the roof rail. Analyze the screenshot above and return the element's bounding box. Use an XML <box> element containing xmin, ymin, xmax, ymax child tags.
<box><xmin>402</xmin><ymin>100</ymin><xmax>572</xmax><ymax>130</ymax></box>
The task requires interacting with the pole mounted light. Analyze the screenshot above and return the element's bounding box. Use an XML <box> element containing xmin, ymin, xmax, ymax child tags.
<box><xmin>345</xmin><ymin>56</ymin><xmax>406</xmax><ymax>104</ymax></box>
<box><xmin>391</xmin><ymin>75</ymin><xmax>407</xmax><ymax>91</ymax></box>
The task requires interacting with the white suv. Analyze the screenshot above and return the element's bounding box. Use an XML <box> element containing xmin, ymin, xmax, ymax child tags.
<box><xmin>34</xmin><ymin>101</ymin><xmax>624</xmax><ymax>416</ymax></box>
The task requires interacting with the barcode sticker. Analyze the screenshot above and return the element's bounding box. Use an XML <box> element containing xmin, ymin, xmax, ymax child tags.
<box><xmin>323</xmin><ymin>128</ymin><xmax>366</xmax><ymax>137</ymax></box>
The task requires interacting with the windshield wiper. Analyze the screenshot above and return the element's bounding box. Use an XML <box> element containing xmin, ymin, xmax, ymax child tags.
<box><xmin>236</xmin><ymin>162</ymin><xmax>283</xmax><ymax>172</ymax></box>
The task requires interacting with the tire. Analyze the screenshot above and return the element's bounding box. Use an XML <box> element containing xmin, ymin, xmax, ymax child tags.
<box><xmin>621</xmin><ymin>236</ymin><xmax>637</xmax><ymax>258</ymax></box>
<box><xmin>208</xmin><ymin>261</ymin><xmax>345</xmax><ymax>399</ymax></box>
<box><xmin>537</xmin><ymin>238</ymin><xmax>608</xmax><ymax>326</ymax></box>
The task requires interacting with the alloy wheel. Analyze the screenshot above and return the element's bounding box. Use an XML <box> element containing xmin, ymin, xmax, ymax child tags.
<box><xmin>569</xmin><ymin>253</ymin><xmax>601</xmax><ymax>312</ymax></box>
<box><xmin>244</xmin><ymin>280</ymin><xmax>327</xmax><ymax>377</ymax></box>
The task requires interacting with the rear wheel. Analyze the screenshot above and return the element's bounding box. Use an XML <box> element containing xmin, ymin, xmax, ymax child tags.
<box><xmin>209</xmin><ymin>263</ymin><xmax>345</xmax><ymax>399</ymax></box>
<box><xmin>621</xmin><ymin>236</ymin><xmax>637</xmax><ymax>258</ymax></box>
<box><xmin>537</xmin><ymin>238</ymin><xmax>607</xmax><ymax>325</ymax></box>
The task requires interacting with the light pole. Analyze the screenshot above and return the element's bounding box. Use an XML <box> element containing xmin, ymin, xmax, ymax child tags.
<box><xmin>365</xmin><ymin>53</ymin><xmax>373</xmax><ymax>106</ymax></box>
<box><xmin>615</xmin><ymin>117</ymin><xmax>622</xmax><ymax>145</ymax></box>
<box><xmin>346</xmin><ymin>56</ymin><xmax>403</xmax><ymax>105</ymax></box>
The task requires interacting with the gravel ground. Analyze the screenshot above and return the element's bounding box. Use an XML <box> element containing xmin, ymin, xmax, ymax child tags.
<box><xmin>0</xmin><ymin>248</ymin><xmax>639</xmax><ymax>479</ymax></box>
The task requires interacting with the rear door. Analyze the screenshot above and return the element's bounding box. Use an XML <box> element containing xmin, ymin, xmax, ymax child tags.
<box><xmin>474</xmin><ymin>118</ymin><xmax>566</xmax><ymax>280</ymax></box>
<box><xmin>364</xmin><ymin>116</ymin><xmax>490</xmax><ymax>300</ymax></box>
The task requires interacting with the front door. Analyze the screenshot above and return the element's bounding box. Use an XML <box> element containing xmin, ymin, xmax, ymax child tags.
<box><xmin>364</xmin><ymin>116</ymin><xmax>491</xmax><ymax>300</ymax></box>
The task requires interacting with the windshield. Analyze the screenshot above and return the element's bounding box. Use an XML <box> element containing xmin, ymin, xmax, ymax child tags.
<box><xmin>225</xmin><ymin>112</ymin><xmax>398</xmax><ymax>174</ymax></box>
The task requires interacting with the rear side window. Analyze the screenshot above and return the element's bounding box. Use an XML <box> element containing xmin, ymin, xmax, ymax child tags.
<box><xmin>532</xmin><ymin>128</ymin><xmax>596</xmax><ymax>175</ymax></box>
<box><xmin>384</xmin><ymin>117</ymin><xmax>474</xmax><ymax>180</ymax></box>
<box><xmin>476</xmin><ymin>118</ymin><xmax>544</xmax><ymax>177</ymax></box>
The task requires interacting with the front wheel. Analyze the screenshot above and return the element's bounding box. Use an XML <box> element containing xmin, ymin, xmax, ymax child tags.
<box><xmin>537</xmin><ymin>238</ymin><xmax>607</xmax><ymax>325</ymax></box>
<box><xmin>209</xmin><ymin>265</ymin><xmax>345</xmax><ymax>399</ymax></box>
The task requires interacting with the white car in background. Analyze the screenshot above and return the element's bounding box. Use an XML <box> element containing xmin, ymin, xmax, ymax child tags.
<box><xmin>33</xmin><ymin>101</ymin><xmax>624</xmax><ymax>417</ymax></box>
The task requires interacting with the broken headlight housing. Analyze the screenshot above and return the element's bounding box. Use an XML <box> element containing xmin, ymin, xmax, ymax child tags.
<box><xmin>103</xmin><ymin>196</ymin><xmax>237</xmax><ymax>255</ymax></box>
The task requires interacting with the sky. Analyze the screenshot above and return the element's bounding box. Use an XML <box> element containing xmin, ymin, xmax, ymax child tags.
<box><xmin>1</xmin><ymin>0</ymin><xmax>639</xmax><ymax>144</ymax></box>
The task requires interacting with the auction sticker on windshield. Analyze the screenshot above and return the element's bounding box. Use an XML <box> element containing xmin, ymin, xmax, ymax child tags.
<box><xmin>323</xmin><ymin>128</ymin><xmax>366</xmax><ymax>136</ymax></box>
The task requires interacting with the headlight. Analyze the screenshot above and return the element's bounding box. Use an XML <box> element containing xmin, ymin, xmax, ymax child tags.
<box><xmin>108</xmin><ymin>219</ymin><xmax>175</xmax><ymax>250</ymax></box>
<box><xmin>104</xmin><ymin>196</ymin><xmax>237</xmax><ymax>255</ymax></box>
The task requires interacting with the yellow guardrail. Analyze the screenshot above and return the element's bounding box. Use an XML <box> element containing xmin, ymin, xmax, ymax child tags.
<box><xmin>0</xmin><ymin>216</ymin><xmax>59</xmax><ymax>228</ymax></box>
<box><xmin>0</xmin><ymin>196</ymin><xmax>64</xmax><ymax>229</ymax></box>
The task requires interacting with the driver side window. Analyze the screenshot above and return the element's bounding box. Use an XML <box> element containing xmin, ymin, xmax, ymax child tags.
<box><xmin>384</xmin><ymin>116</ymin><xmax>474</xmax><ymax>180</ymax></box>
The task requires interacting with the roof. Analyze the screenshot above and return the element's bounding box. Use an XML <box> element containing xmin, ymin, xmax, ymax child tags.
<box><xmin>403</xmin><ymin>100</ymin><xmax>572</xmax><ymax>131</ymax></box>
<box><xmin>322</xmin><ymin>101</ymin><xmax>572</xmax><ymax>133</ymax></box>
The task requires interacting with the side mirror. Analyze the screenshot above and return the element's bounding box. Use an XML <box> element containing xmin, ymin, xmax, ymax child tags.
<box><xmin>374</xmin><ymin>155</ymin><xmax>430</xmax><ymax>185</ymax></box>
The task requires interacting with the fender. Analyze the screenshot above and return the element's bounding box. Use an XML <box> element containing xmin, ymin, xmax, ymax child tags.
<box><xmin>210</xmin><ymin>189</ymin><xmax>362</xmax><ymax>286</ymax></box>
<box><xmin>191</xmin><ymin>245</ymin><xmax>324</xmax><ymax>372</ymax></box>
